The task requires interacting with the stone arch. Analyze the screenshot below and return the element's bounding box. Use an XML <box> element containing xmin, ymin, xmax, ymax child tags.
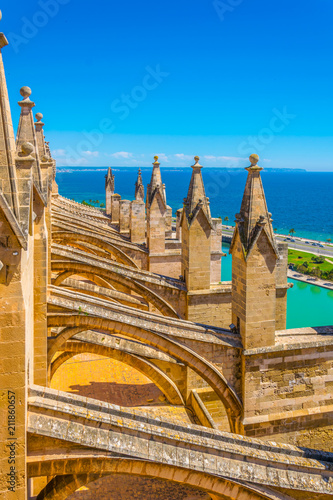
<box><xmin>47</xmin><ymin>315</ymin><xmax>243</xmax><ymax>433</ymax></box>
<box><xmin>51</xmin><ymin>261</ymin><xmax>178</xmax><ymax>318</ymax></box>
<box><xmin>50</xmin><ymin>340</ymin><xmax>185</xmax><ymax>405</ymax></box>
<box><xmin>52</xmin><ymin>217</ymin><xmax>149</xmax><ymax>269</ymax></box>
<box><xmin>52</xmin><ymin>230</ymin><xmax>139</xmax><ymax>268</ymax></box>
<box><xmin>59</xmin><ymin>277</ymin><xmax>149</xmax><ymax>310</ymax></box>
<box><xmin>30</xmin><ymin>456</ymin><xmax>286</xmax><ymax>500</ymax></box>
<box><xmin>62</xmin><ymin>272</ymin><xmax>117</xmax><ymax>291</ymax></box>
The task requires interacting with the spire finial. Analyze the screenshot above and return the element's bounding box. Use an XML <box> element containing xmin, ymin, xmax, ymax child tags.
<box><xmin>191</xmin><ymin>155</ymin><xmax>202</xmax><ymax>169</ymax></box>
<box><xmin>20</xmin><ymin>141</ymin><xmax>34</xmax><ymax>157</ymax></box>
<box><xmin>246</xmin><ymin>153</ymin><xmax>262</xmax><ymax>172</ymax></box>
<box><xmin>35</xmin><ymin>112</ymin><xmax>45</xmax><ymax>130</ymax></box>
<box><xmin>153</xmin><ymin>155</ymin><xmax>160</xmax><ymax>165</ymax></box>
<box><xmin>0</xmin><ymin>11</ymin><xmax>9</xmax><ymax>50</ymax></box>
<box><xmin>249</xmin><ymin>153</ymin><xmax>259</xmax><ymax>166</ymax></box>
<box><xmin>135</xmin><ymin>167</ymin><xmax>144</xmax><ymax>201</ymax></box>
<box><xmin>18</xmin><ymin>86</ymin><xmax>34</xmax><ymax>110</ymax></box>
<box><xmin>20</xmin><ymin>86</ymin><xmax>32</xmax><ymax>99</ymax></box>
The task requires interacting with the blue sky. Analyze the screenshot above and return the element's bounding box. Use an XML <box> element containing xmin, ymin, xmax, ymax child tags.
<box><xmin>2</xmin><ymin>0</ymin><xmax>333</xmax><ymax>171</ymax></box>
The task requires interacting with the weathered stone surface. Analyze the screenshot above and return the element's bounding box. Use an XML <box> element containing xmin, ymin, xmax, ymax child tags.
<box><xmin>0</xmin><ymin>27</ymin><xmax>332</xmax><ymax>500</ymax></box>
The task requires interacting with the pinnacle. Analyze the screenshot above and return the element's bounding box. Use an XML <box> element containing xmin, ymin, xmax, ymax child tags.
<box><xmin>184</xmin><ymin>156</ymin><xmax>211</xmax><ymax>223</ymax></box>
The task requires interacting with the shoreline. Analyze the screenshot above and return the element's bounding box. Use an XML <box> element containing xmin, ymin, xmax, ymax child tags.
<box><xmin>222</xmin><ymin>225</ymin><xmax>332</xmax><ymax>247</ymax></box>
<box><xmin>287</xmin><ymin>270</ymin><xmax>333</xmax><ymax>290</ymax></box>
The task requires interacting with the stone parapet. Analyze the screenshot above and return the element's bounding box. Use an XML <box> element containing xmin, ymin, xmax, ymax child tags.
<box><xmin>111</xmin><ymin>193</ymin><xmax>121</xmax><ymax>224</ymax></box>
<box><xmin>130</xmin><ymin>200</ymin><xmax>145</xmax><ymax>244</ymax></box>
<box><xmin>119</xmin><ymin>199</ymin><xmax>131</xmax><ymax>234</ymax></box>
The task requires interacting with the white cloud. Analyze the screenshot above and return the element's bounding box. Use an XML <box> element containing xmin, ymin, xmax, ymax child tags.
<box><xmin>107</xmin><ymin>151</ymin><xmax>133</xmax><ymax>159</ymax></box>
<box><xmin>83</xmin><ymin>150</ymin><xmax>99</xmax><ymax>157</ymax></box>
<box><xmin>219</xmin><ymin>156</ymin><xmax>243</xmax><ymax>162</ymax></box>
<box><xmin>174</xmin><ymin>153</ymin><xmax>193</xmax><ymax>161</ymax></box>
<box><xmin>53</xmin><ymin>149</ymin><xmax>66</xmax><ymax>157</ymax></box>
<box><xmin>52</xmin><ymin>148</ymin><xmax>89</xmax><ymax>166</ymax></box>
<box><xmin>204</xmin><ymin>155</ymin><xmax>244</xmax><ymax>162</ymax></box>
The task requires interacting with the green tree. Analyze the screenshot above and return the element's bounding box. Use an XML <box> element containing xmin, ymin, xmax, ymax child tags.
<box><xmin>310</xmin><ymin>267</ymin><xmax>322</xmax><ymax>279</ymax></box>
<box><xmin>311</xmin><ymin>255</ymin><xmax>325</xmax><ymax>264</ymax></box>
<box><xmin>327</xmin><ymin>238</ymin><xmax>332</xmax><ymax>243</ymax></box>
<box><xmin>326</xmin><ymin>270</ymin><xmax>333</xmax><ymax>281</ymax></box>
<box><xmin>100</xmin><ymin>202</ymin><xmax>105</xmax><ymax>208</ymax></box>
<box><xmin>289</xmin><ymin>228</ymin><xmax>295</xmax><ymax>236</ymax></box>
<box><xmin>224</xmin><ymin>216</ymin><xmax>229</xmax><ymax>223</ymax></box>
<box><xmin>297</xmin><ymin>264</ymin><xmax>308</xmax><ymax>274</ymax></box>
<box><xmin>274</xmin><ymin>227</ymin><xmax>277</xmax><ymax>233</ymax></box>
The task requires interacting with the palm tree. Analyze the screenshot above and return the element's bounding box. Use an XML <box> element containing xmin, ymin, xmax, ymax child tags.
<box><xmin>224</xmin><ymin>216</ymin><xmax>229</xmax><ymax>223</ymax></box>
<box><xmin>274</xmin><ymin>228</ymin><xmax>277</xmax><ymax>233</ymax></box>
<box><xmin>289</xmin><ymin>228</ymin><xmax>295</xmax><ymax>236</ymax></box>
<box><xmin>327</xmin><ymin>238</ymin><xmax>332</xmax><ymax>243</ymax></box>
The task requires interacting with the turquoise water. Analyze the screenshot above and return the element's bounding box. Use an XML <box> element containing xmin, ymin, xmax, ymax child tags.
<box><xmin>222</xmin><ymin>244</ymin><xmax>333</xmax><ymax>329</ymax></box>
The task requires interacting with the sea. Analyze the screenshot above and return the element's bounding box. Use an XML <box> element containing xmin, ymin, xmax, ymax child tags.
<box><xmin>56</xmin><ymin>167</ymin><xmax>333</xmax><ymax>329</ymax></box>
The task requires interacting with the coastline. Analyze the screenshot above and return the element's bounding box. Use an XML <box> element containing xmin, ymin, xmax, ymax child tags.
<box><xmin>287</xmin><ymin>270</ymin><xmax>333</xmax><ymax>290</ymax></box>
<box><xmin>55</xmin><ymin>170</ymin><xmax>333</xmax><ymax>244</ymax></box>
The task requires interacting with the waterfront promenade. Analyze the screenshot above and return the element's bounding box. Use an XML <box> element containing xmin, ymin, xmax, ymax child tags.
<box><xmin>221</xmin><ymin>225</ymin><xmax>333</xmax><ymax>289</ymax></box>
<box><xmin>288</xmin><ymin>270</ymin><xmax>333</xmax><ymax>290</ymax></box>
<box><xmin>222</xmin><ymin>225</ymin><xmax>333</xmax><ymax>258</ymax></box>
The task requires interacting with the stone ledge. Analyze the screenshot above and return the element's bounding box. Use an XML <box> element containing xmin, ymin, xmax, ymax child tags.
<box><xmin>243</xmin><ymin>404</ymin><xmax>333</xmax><ymax>426</ymax></box>
<box><xmin>187</xmin><ymin>285</ymin><xmax>232</xmax><ymax>296</ymax></box>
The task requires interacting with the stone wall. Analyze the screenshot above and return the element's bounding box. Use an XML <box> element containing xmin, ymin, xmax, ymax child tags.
<box><xmin>243</xmin><ymin>336</ymin><xmax>333</xmax><ymax>451</ymax></box>
<box><xmin>181</xmin><ymin>211</ymin><xmax>211</xmax><ymax>292</ymax></box>
<box><xmin>147</xmin><ymin>192</ymin><xmax>166</xmax><ymax>254</ymax></box>
<box><xmin>111</xmin><ymin>194</ymin><xmax>121</xmax><ymax>224</ymax></box>
<box><xmin>231</xmin><ymin>230</ymin><xmax>276</xmax><ymax>349</ymax></box>
<box><xmin>148</xmin><ymin>252</ymin><xmax>181</xmax><ymax>279</ymax></box>
<box><xmin>130</xmin><ymin>200</ymin><xmax>145</xmax><ymax>245</ymax></box>
<box><xmin>0</xmin><ymin>214</ymin><xmax>34</xmax><ymax>499</ymax></box>
<box><xmin>33</xmin><ymin>194</ymin><xmax>48</xmax><ymax>386</ymax></box>
<box><xmin>119</xmin><ymin>199</ymin><xmax>131</xmax><ymax>234</ymax></box>
<box><xmin>67</xmin><ymin>474</ymin><xmax>211</xmax><ymax>500</ymax></box>
<box><xmin>187</xmin><ymin>286</ymin><xmax>232</xmax><ymax>328</ymax></box>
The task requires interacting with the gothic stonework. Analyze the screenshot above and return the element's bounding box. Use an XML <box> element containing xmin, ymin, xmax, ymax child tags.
<box><xmin>0</xmin><ymin>20</ymin><xmax>333</xmax><ymax>500</ymax></box>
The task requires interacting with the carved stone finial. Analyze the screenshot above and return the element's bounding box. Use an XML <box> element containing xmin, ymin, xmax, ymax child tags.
<box><xmin>258</xmin><ymin>215</ymin><xmax>267</xmax><ymax>225</ymax></box>
<box><xmin>20</xmin><ymin>86</ymin><xmax>32</xmax><ymax>99</ymax></box>
<box><xmin>21</xmin><ymin>142</ymin><xmax>34</xmax><ymax>156</ymax></box>
<box><xmin>18</xmin><ymin>86</ymin><xmax>34</xmax><ymax>110</ymax></box>
<box><xmin>0</xmin><ymin>10</ymin><xmax>2</xmax><ymax>21</ymax></box>
<box><xmin>35</xmin><ymin>112</ymin><xmax>43</xmax><ymax>122</ymax></box>
<box><xmin>191</xmin><ymin>155</ymin><xmax>202</xmax><ymax>169</ymax></box>
<box><xmin>249</xmin><ymin>154</ymin><xmax>259</xmax><ymax>166</ymax></box>
<box><xmin>153</xmin><ymin>155</ymin><xmax>160</xmax><ymax>166</ymax></box>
